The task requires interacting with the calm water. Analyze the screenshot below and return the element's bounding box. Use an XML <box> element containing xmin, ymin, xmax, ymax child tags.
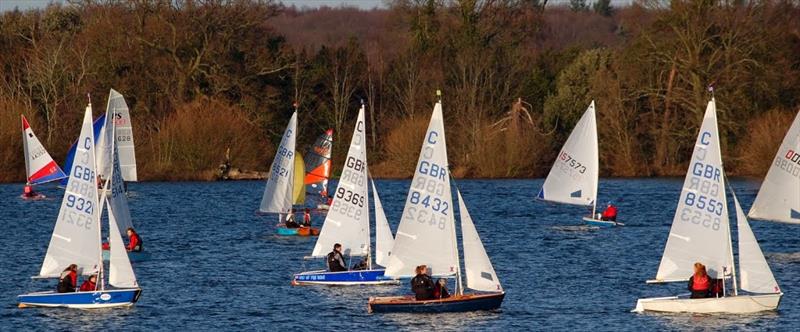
<box><xmin>1</xmin><ymin>178</ymin><xmax>798</xmax><ymax>331</ymax></box>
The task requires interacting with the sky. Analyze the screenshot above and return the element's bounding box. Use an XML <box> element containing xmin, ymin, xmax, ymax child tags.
<box><xmin>0</xmin><ymin>0</ymin><xmax>388</xmax><ymax>11</ymax></box>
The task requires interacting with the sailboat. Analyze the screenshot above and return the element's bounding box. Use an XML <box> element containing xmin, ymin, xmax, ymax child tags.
<box><xmin>368</xmin><ymin>97</ymin><xmax>504</xmax><ymax>313</ymax></box>
<box><xmin>18</xmin><ymin>104</ymin><xmax>141</xmax><ymax>309</ymax></box>
<box><xmin>21</xmin><ymin>115</ymin><xmax>67</xmax><ymax>199</ymax></box>
<box><xmin>748</xmin><ymin>110</ymin><xmax>800</xmax><ymax>224</ymax></box>
<box><xmin>292</xmin><ymin>105</ymin><xmax>397</xmax><ymax>285</ymax></box>
<box><xmin>61</xmin><ymin>89</ymin><xmax>138</xmax><ymax>186</ymax></box>
<box><xmin>633</xmin><ymin>98</ymin><xmax>782</xmax><ymax>314</ymax></box>
<box><xmin>260</xmin><ymin>109</ymin><xmax>319</xmax><ymax>236</ymax></box>
<box><xmin>537</xmin><ymin>101</ymin><xmax>619</xmax><ymax>226</ymax></box>
<box><xmin>304</xmin><ymin>129</ymin><xmax>334</xmax><ymax>210</ymax></box>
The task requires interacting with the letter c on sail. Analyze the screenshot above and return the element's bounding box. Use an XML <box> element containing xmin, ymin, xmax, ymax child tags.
<box><xmin>84</xmin><ymin>137</ymin><xmax>92</xmax><ymax>149</ymax></box>
<box><xmin>700</xmin><ymin>132</ymin><xmax>711</xmax><ymax>145</ymax></box>
<box><xmin>427</xmin><ymin>131</ymin><xmax>438</xmax><ymax>144</ymax></box>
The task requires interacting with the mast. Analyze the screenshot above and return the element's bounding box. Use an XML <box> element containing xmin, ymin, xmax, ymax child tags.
<box><xmin>438</xmin><ymin>90</ymin><xmax>463</xmax><ymax>296</ymax></box>
<box><xmin>362</xmin><ymin>100</ymin><xmax>373</xmax><ymax>271</ymax></box>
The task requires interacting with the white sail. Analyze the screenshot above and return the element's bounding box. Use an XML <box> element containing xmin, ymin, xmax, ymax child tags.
<box><xmin>385</xmin><ymin>102</ymin><xmax>459</xmax><ymax>278</ymax></box>
<box><xmin>39</xmin><ymin>106</ymin><xmax>101</xmax><ymax>277</ymax></box>
<box><xmin>95</xmin><ymin>96</ymin><xmax>116</xmax><ymax>180</ymax></box>
<box><xmin>748</xmin><ymin>110</ymin><xmax>800</xmax><ymax>224</ymax></box>
<box><xmin>259</xmin><ymin>112</ymin><xmax>298</xmax><ymax>214</ymax></box>
<box><xmin>107</xmin><ymin>200</ymin><xmax>138</xmax><ymax>288</ymax></box>
<box><xmin>108</xmin><ymin>141</ymin><xmax>134</xmax><ymax>232</ymax></box>
<box><xmin>538</xmin><ymin>101</ymin><xmax>598</xmax><ymax>207</ymax></box>
<box><xmin>312</xmin><ymin>106</ymin><xmax>370</xmax><ymax>257</ymax></box>
<box><xmin>372</xmin><ymin>179</ymin><xmax>394</xmax><ymax>267</ymax></box>
<box><xmin>21</xmin><ymin>115</ymin><xmax>66</xmax><ymax>185</ymax></box>
<box><xmin>457</xmin><ymin>189</ymin><xmax>502</xmax><ymax>292</ymax></box>
<box><xmin>109</xmin><ymin>89</ymin><xmax>138</xmax><ymax>182</ymax></box>
<box><xmin>734</xmin><ymin>193</ymin><xmax>780</xmax><ymax>294</ymax></box>
<box><xmin>654</xmin><ymin>98</ymin><xmax>733</xmax><ymax>281</ymax></box>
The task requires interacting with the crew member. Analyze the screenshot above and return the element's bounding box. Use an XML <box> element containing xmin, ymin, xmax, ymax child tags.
<box><xmin>601</xmin><ymin>202</ymin><xmax>618</xmax><ymax>221</ymax></box>
<box><xmin>22</xmin><ymin>184</ymin><xmax>38</xmax><ymax>198</ymax></box>
<box><xmin>57</xmin><ymin>264</ymin><xmax>78</xmax><ymax>293</ymax></box>
<box><xmin>327</xmin><ymin>243</ymin><xmax>347</xmax><ymax>272</ymax></box>
<box><xmin>79</xmin><ymin>274</ymin><xmax>98</xmax><ymax>292</ymax></box>
<box><xmin>411</xmin><ymin>265</ymin><xmax>435</xmax><ymax>300</ymax></box>
<box><xmin>302</xmin><ymin>208</ymin><xmax>312</xmax><ymax>227</ymax></box>
<box><xmin>126</xmin><ymin>227</ymin><xmax>143</xmax><ymax>252</ymax></box>
<box><xmin>688</xmin><ymin>262</ymin><xmax>711</xmax><ymax>299</ymax></box>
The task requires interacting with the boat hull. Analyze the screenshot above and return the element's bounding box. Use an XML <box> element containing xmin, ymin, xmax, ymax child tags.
<box><xmin>277</xmin><ymin>226</ymin><xmax>319</xmax><ymax>236</ymax></box>
<box><xmin>292</xmin><ymin>269</ymin><xmax>399</xmax><ymax>286</ymax></box>
<box><xmin>368</xmin><ymin>292</ymin><xmax>505</xmax><ymax>313</ymax></box>
<box><xmin>633</xmin><ymin>293</ymin><xmax>782</xmax><ymax>314</ymax></box>
<box><xmin>582</xmin><ymin>217</ymin><xmax>622</xmax><ymax>227</ymax></box>
<box><xmin>102</xmin><ymin>249</ymin><xmax>152</xmax><ymax>262</ymax></box>
<box><xmin>18</xmin><ymin>288</ymin><xmax>142</xmax><ymax>309</ymax></box>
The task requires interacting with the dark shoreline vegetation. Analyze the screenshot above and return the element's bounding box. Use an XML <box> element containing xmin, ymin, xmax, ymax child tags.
<box><xmin>0</xmin><ymin>0</ymin><xmax>798</xmax><ymax>182</ymax></box>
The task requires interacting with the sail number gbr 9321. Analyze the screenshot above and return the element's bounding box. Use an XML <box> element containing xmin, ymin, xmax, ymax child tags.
<box><xmin>679</xmin><ymin>131</ymin><xmax>724</xmax><ymax>231</ymax></box>
<box><xmin>404</xmin><ymin>130</ymin><xmax>450</xmax><ymax>230</ymax></box>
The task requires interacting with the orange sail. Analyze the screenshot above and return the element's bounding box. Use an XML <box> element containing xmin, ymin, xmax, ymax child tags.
<box><xmin>304</xmin><ymin>129</ymin><xmax>333</xmax><ymax>198</ymax></box>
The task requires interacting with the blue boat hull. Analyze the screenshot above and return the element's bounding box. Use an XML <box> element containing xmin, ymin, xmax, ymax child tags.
<box><xmin>292</xmin><ymin>269</ymin><xmax>399</xmax><ymax>286</ymax></box>
<box><xmin>18</xmin><ymin>288</ymin><xmax>142</xmax><ymax>309</ymax></box>
<box><xmin>102</xmin><ymin>250</ymin><xmax>152</xmax><ymax>262</ymax></box>
<box><xmin>276</xmin><ymin>226</ymin><xmax>319</xmax><ymax>236</ymax></box>
<box><xmin>369</xmin><ymin>292</ymin><xmax>505</xmax><ymax>313</ymax></box>
<box><xmin>582</xmin><ymin>217</ymin><xmax>622</xmax><ymax>227</ymax></box>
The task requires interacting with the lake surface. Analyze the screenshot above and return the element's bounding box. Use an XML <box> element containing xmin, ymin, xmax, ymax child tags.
<box><xmin>1</xmin><ymin>178</ymin><xmax>798</xmax><ymax>331</ymax></box>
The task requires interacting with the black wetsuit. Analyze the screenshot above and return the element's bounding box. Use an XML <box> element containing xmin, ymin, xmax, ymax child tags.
<box><xmin>327</xmin><ymin>251</ymin><xmax>347</xmax><ymax>272</ymax></box>
<box><xmin>411</xmin><ymin>274</ymin><xmax>435</xmax><ymax>300</ymax></box>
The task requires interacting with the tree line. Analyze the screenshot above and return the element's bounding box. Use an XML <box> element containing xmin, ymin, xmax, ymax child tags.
<box><xmin>0</xmin><ymin>0</ymin><xmax>798</xmax><ymax>182</ymax></box>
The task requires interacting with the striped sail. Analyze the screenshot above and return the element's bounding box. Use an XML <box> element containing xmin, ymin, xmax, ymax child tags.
<box><xmin>21</xmin><ymin>115</ymin><xmax>66</xmax><ymax>185</ymax></box>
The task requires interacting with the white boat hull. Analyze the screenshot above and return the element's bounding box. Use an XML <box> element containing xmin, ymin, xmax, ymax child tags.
<box><xmin>633</xmin><ymin>293</ymin><xmax>782</xmax><ymax>314</ymax></box>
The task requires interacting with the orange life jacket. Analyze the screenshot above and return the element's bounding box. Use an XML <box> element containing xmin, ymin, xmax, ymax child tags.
<box><xmin>692</xmin><ymin>275</ymin><xmax>710</xmax><ymax>291</ymax></box>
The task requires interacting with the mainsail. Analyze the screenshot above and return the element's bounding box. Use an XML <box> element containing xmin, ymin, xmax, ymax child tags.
<box><xmin>312</xmin><ymin>106</ymin><xmax>370</xmax><ymax>257</ymax></box>
<box><xmin>259</xmin><ymin>112</ymin><xmax>298</xmax><ymax>214</ymax></box>
<box><xmin>748</xmin><ymin>110</ymin><xmax>800</xmax><ymax>224</ymax></box>
<box><xmin>538</xmin><ymin>101</ymin><xmax>598</xmax><ymax>208</ymax></box>
<box><xmin>385</xmin><ymin>102</ymin><xmax>459</xmax><ymax>278</ymax></box>
<box><xmin>39</xmin><ymin>106</ymin><xmax>101</xmax><ymax>277</ymax></box>
<box><xmin>458</xmin><ymin>189</ymin><xmax>502</xmax><ymax>292</ymax></box>
<box><xmin>109</xmin><ymin>89</ymin><xmax>138</xmax><ymax>182</ymax></box>
<box><xmin>21</xmin><ymin>115</ymin><xmax>67</xmax><ymax>185</ymax></box>
<box><xmin>654</xmin><ymin>98</ymin><xmax>733</xmax><ymax>281</ymax></box>
<box><xmin>372</xmin><ymin>179</ymin><xmax>394</xmax><ymax>267</ymax></box>
<box><xmin>304</xmin><ymin>129</ymin><xmax>334</xmax><ymax>198</ymax></box>
<box><xmin>60</xmin><ymin>114</ymin><xmax>105</xmax><ymax>186</ymax></box>
<box><xmin>733</xmin><ymin>192</ymin><xmax>780</xmax><ymax>294</ymax></box>
<box><xmin>293</xmin><ymin>151</ymin><xmax>306</xmax><ymax>205</ymax></box>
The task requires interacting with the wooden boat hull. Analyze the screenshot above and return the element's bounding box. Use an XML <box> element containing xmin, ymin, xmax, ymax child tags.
<box><xmin>292</xmin><ymin>269</ymin><xmax>399</xmax><ymax>286</ymax></box>
<box><xmin>368</xmin><ymin>292</ymin><xmax>505</xmax><ymax>313</ymax></box>
<box><xmin>581</xmin><ymin>217</ymin><xmax>623</xmax><ymax>227</ymax></box>
<box><xmin>102</xmin><ymin>249</ymin><xmax>152</xmax><ymax>262</ymax></box>
<box><xmin>18</xmin><ymin>288</ymin><xmax>142</xmax><ymax>309</ymax></box>
<box><xmin>633</xmin><ymin>293</ymin><xmax>782</xmax><ymax>314</ymax></box>
<box><xmin>277</xmin><ymin>226</ymin><xmax>319</xmax><ymax>236</ymax></box>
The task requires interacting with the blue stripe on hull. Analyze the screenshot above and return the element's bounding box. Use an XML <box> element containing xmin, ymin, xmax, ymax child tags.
<box><xmin>582</xmin><ymin>217</ymin><xmax>621</xmax><ymax>227</ymax></box>
<box><xmin>293</xmin><ymin>269</ymin><xmax>398</xmax><ymax>285</ymax></box>
<box><xmin>102</xmin><ymin>250</ymin><xmax>152</xmax><ymax>262</ymax></box>
<box><xmin>369</xmin><ymin>293</ymin><xmax>505</xmax><ymax>313</ymax></box>
<box><xmin>277</xmin><ymin>227</ymin><xmax>299</xmax><ymax>236</ymax></box>
<box><xmin>18</xmin><ymin>288</ymin><xmax>141</xmax><ymax>309</ymax></box>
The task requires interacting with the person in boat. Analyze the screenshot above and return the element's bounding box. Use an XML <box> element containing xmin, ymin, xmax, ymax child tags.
<box><xmin>601</xmin><ymin>202</ymin><xmax>618</xmax><ymax>221</ymax></box>
<box><xmin>351</xmin><ymin>257</ymin><xmax>368</xmax><ymax>271</ymax></box>
<box><xmin>285</xmin><ymin>209</ymin><xmax>300</xmax><ymax>228</ymax></box>
<box><xmin>57</xmin><ymin>264</ymin><xmax>78</xmax><ymax>293</ymax></box>
<box><xmin>326</xmin><ymin>195</ymin><xmax>333</xmax><ymax>206</ymax></box>
<box><xmin>126</xmin><ymin>227</ymin><xmax>143</xmax><ymax>252</ymax></box>
<box><xmin>79</xmin><ymin>274</ymin><xmax>98</xmax><ymax>292</ymax></box>
<box><xmin>688</xmin><ymin>262</ymin><xmax>712</xmax><ymax>298</ymax></box>
<box><xmin>327</xmin><ymin>243</ymin><xmax>348</xmax><ymax>272</ymax></box>
<box><xmin>411</xmin><ymin>265</ymin><xmax>435</xmax><ymax>301</ymax></box>
<box><xmin>22</xmin><ymin>184</ymin><xmax>38</xmax><ymax>198</ymax></box>
<box><xmin>433</xmin><ymin>278</ymin><xmax>451</xmax><ymax>299</ymax></box>
<box><xmin>302</xmin><ymin>208</ymin><xmax>312</xmax><ymax>227</ymax></box>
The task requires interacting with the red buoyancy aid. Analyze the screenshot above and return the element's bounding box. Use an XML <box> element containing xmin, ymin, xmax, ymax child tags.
<box><xmin>128</xmin><ymin>233</ymin><xmax>141</xmax><ymax>251</ymax></box>
<box><xmin>79</xmin><ymin>280</ymin><xmax>96</xmax><ymax>292</ymax></box>
<box><xmin>692</xmin><ymin>275</ymin><xmax>710</xmax><ymax>291</ymax></box>
<box><xmin>602</xmin><ymin>205</ymin><xmax>618</xmax><ymax>218</ymax></box>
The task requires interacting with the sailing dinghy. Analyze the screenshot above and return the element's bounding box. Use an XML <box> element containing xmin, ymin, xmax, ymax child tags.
<box><xmin>748</xmin><ymin>109</ymin><xmax>800</xmax><ymax>224</ymax></box>
<box><xmin>260</xmin><ymin>109</ymin><xmax>320</xmax><ymax>236</ymax></box>
<box><xmin>18</xmin><ymin>105</ymin><xmax>141</xmax><ymax>309</ymax></box>
<box><xmin>21</xmin><ymin>115</ymin><xmax>67</xmax><ymax>199</ymax></box>
<box><xmin>304</xmin><ymin>129</ymin><xmax>334</xmax><ymax>210</ymax></box>
<box><xmin>537</xmin><ymin>101</ymin><xmax>620</xmax><ymax>226</ymax></box>
<box><xmin>368</xmin><ymin>98</ymin><xmax>504</xmax><ymax>313</ymax></box>
<box><xmin>292</xmin><ymin>105</ymin><xmax>397</xmax><ymax>285</ymax></box>
<box><xmin>633</xmin><ymin>98</ymin><xmax>782</xmax><ymax>314</ymax></box>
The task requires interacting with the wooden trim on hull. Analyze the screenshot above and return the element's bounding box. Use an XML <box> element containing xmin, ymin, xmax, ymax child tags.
<box><xmin>368</xmin><ymin>292</ymin><xmax>505</xmax><ymax>313</ymax></box>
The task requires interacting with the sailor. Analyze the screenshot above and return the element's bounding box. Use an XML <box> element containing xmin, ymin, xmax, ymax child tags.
<box><xmin>57</xmin><ymin>264</ymin><xmax>78</xmax><ymax>293</ymax></box>
<box><xmin>22</xmin><ymin>184</ymin><xmax>38</xmax><ymax>198</ymax></box>
<box><xmin>126</xmin><ymin>228</ymin><xmax>143</xmax><ymax>252</ymax></box>
<box><xmin>601</xmin><ymin>202</ymin><xmax>618</xmax><ymax>221</ymax></box>
<box><xmin>433</xmin><ymin>278</ymin><xmax>451</xmax><ymax>299</ymax></box>
<box><xmin>79</xmin><ymin>274</ymin><xmax>98</xmax><ymax>292</ymax></box>
<box><xmin>302</xmin><ymin>208</ymin><xmax>312</xmax><ymax>227</ymax></box>
<box><xmin>327</xmin><ymin>243</ymin><xmax>348</xmax><ymax>272</ymax></box>
<box><xmin>351</xmin><ymin>257</ymin><xmax>368</xmax><ymax>271</ymax></box>
<box><xmin>688</xmin><ymin>262</ymin><xmax>711</xmax><ymax>298</ymax></box>
<box><xmin>411</xmin><ymin>265</ymin><xmax>435</xmax><ymax>300</ymax></box>
<box><xmin>285</xmin><ymin>209</ymin><xmax>299</xmax><ymax>228</ymax></box>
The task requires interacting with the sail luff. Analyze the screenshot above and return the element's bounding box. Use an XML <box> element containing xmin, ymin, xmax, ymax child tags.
<box><xmin>311</xmin><ymin>106</ymin><xmax>370</xmax><ymax>258</ymax></box>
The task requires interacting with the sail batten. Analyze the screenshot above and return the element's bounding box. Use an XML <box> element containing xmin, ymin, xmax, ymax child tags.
<box><xmin>311</xmin><ymin>107</ymin><xmax>370</xmax><ymax>258</ymax></box>
<box><xmin>749</xmin><ymin>110</ymin><xmax>800</xmax><ymax>224</ymax></box>
<box><xmin>259</xmin><ymin>112</ymin><xmax>298</xmax><ymax>214</ymax></box>
<box><xmin>539</xmin><ymin>102</ymin><xmax>598</xmax><ymax>207</ymax></box>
